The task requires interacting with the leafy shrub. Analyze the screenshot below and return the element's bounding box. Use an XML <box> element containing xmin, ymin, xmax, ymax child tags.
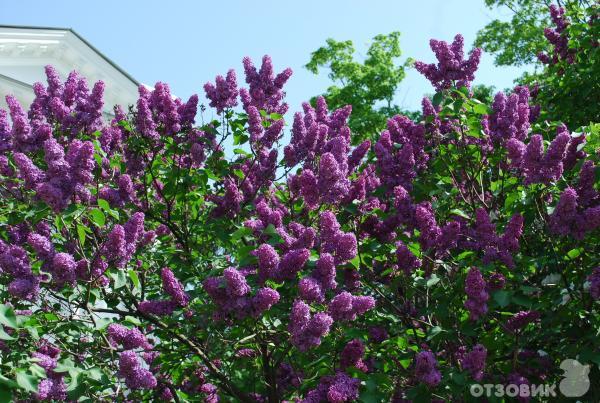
<box><xmin>0</xmin><ymin>7</ymin><xmax>598</xmax><ymax>402</ymax></box>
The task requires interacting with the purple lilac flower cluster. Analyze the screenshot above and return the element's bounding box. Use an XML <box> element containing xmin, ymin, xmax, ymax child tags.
<box><xmin>506</xmin><ymin>125</ymin><xmax>572</xmax><ymax>185</ymax></box>
<box><xmin>549</xmin><ymin>161</ymin><xmax>600</xmax><ymax>239</ymax></box>
<box><xmin>504</xmin><ymin>311</ymin><xmax>541</xmax><ymax>333</ymax></box>
<box><xmin>319</xmin><ymin>211</ymin><xmax>358</xmax><ymax>264</ymax></box>
<box><xmin>459</xmin><ymin>344</ymin><xmax>487</xmax><ymax>381</ymax></box>
<box><xmin>96</xmin><ymin>212</ymin><xmax>154</xmax><ymax>280</ymax></box>
<box><xmin>203</xmin><ymin>267</ymin><xmax>279</xmax><ymax>320</ymax></box>
<box><xmin>241</xmin><ymin>55</ymin><xmax>292</xmax><ymax>116</ymax></box>
<box><xmin>395</xmin><ymin>241</ymin><xmax>422</xmax><ymax>275</ymax></box>
<box><xmin>136</xmin><ymin>82</ymin><xmax>198</xmax><ymax>139</ymax></box>
<box><xmin>276</xmin><ymin>362</ymin><xmax>303</xmax><ymax>392</ymax></box>
<box><xmin>339</xmin><ymin>339</ymin><xmax>368</xmax><ymax>372</ymax></box>
<box><xmin>328</xmin><ymin>291</ymin><xmax>375</xmax><ymax>322</ymax></box>
<box><xmin>33</xmin><ymin>342</ymin><xmax>67</xmax><ymax>401</ymax></box>
<box><xmin>374</xmin><ymin>115</ymin><xmax>427</xmax><ymax>192</ymax></box>
<box><xmin>206</xmin><ymin>57</ymin><xmax>294</xmax><ymax>217</ymax></box>
<box><xmin>10</xmin><ymin>137</ymin><xmax>95</xmax><ymax>211</ymax></box>
<box><xmin>118</xmin><ymin>350</ymin><xmax>157</xmax><ymax>390</ymax></box>
<box><xmin>302</xmin><ymin>371</ymin><xmax>360</xmax><ymax>403</ymax></box>
<box><xmin>588</xmin><ymin>267</ymin><xmax>600</xmax><ymax>300</ymax></box>
<box><xmin>537</xmin><ymin>5</ymin><xmax>575</xmax><ymax>65</ymax></box>
<box><xmin>414</xmin><ymin>34</ymin><xmax>482</xmax><ymax>91</ymax></box>
<box><xmin>107</xmin><ymin>323</ymin><xmax>151</xmax><ymax>350</ymax></box>
<box><xmin>284</xmin><ymin>97</ymin><xmax>351</xmax><ymax>169</ymax></box>
<box><xmin>485</xmin><ymin>86</ymin><xmax>534</xmax><ymax>144</ymax></box>
<box><xmin>97</xmin><ymin>173</ymin><xmax>137</xmax><ymax>208</ymax></box>
<box><xmin>464</xmin><ymin>267</ymin><xmax>489</xmax><ymax>321</ymax></box>
<box><xmin>297</xmin><ymin>252</ymin><xmax>336</xmax><ymax>303</ymax></box>
<box><xmin>0</xmin><ymin>241</ymin><xmax>40</xmax><ymax>300</ymax></box>
<box><xmin>462</xmin><ymin>209</ymin><xmax>524</xmax><ymax>269</ymax></box>
<box><xmin>289</xmin><ymin>299</ymin><xmax>333</xmax><ymax>351</ymax></box>
<box><xmin>4</xmin><ymin>66</ymin><xmax>103</xmax><ymax>155</ymax></box>
<box><xmin>414</xmin><ymin>202</ymin><xmax>461</xmax><ymax>255</ymax></box>
<box><xmin>421</xmin><ymin>96</ymin><xmax>458</xmax><ymax>140</ymax></box>
<box><xmin>139</xmin><ymin>267</ymin><xmax>190</xmax><ymax>316</ymax></box>
<box><xmin>255</xmin><ymin>243</ymin><xmax>310</xmax><ymax>282</ymax></box>
<box><xmin>204</xmin><ymin>69</ymin><xmax>239</xmax><ymax>114</ymax></box>
<box><xmin>283</xmin><ymin>97</ymin><xmax>372</xmax><ymax>208</ymax></box>
<box><xmin>414</xmin><ymin>351</ymin><xmax>442</xmax><ymax>387</ymax></box>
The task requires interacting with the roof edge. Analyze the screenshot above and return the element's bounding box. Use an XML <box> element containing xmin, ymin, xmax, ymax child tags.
<box><xmin>0</xmin><ymin>24</ymin><xmax>140</xmax><ymax>87</ymax></box>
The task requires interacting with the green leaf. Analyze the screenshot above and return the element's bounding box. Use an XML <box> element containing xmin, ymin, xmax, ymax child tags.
<box><xmin>473</xmin><ymin>103</ymin><xmax>491</xmax><ymax>115</ymax></box>
<box><xmin>493</xmin><ymin>290</ymin><xmax>512</xmax><ymax>308</ymax></box>
<box><xmin>426</xmin><ymin>274</ymin><xmax>440</xmax><ymax>288</ymax></box>
<box><xmin>128</xmin><ymin>270</ymin><xmax>140</xmax><ymax>289</ymax></box>
<box><xmin>89</xmin><ymin>209</ymin><xmax>106</xmax><ymax>227</ymax></box>
<box><xmin>16</xmin><ymin>372</ymin><xmax>38</xmax><ymax>393</ymax></box>
<box><xmin>124</xmin><ymin>315</ymin><xmax>141</xmax><ymax>326</ymax></box>
<box><xmin>0</xmin><ymin>328</ymin><xmax>15</xmax><ymax>340</ymax></box>
<box><xmin>0</xmin><ymin>374</ymin><xmax>17</xmax><ymax>389</ymax></box>
<box><xmin>0</xmin><ymin>385</ymin><xmax>12</xmax><ymax>403</ymax></box>
<box><xmin>77</xmin><ymin>224</ymin><xmax>87</xmax><ymax>246</ymax></box>
<box><xmin>566</xmin><ymin>248</ymin><xmax>582</xmax><ymax>259</ymax></box>
<box><xmin>426</xmin><ymin>325</ymin><xmax>443</xmax><ymax>340</ymax></box>
<box><xmin>231</xmin><ymin>226</ymin><xmax>252</xmax><ymax>241</ymax></box>
<box><xmin>0</xmin><ymin>305</ymin><xmax>18</xmax><ymax>329</ymax></box>
<box><xmin>112</xmin><ymin>270</ymin><xmax>128</xmax><ymax>290</ymax></box>
<box><xmin>432</xmin><ymin>92</ymin><xmax>443</xmax><ymax>106</ymax></box>
<box><xmin>97</xmin><ymin>198</ymin><xmax>110</xmax><ymax>211</ymax></box>
<box><xmin>449</xmin><ymin>208</ymin><xmax>470</xmax><ymax>219</ymax></box>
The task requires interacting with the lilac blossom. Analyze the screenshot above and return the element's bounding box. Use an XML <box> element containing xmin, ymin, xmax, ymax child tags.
<box><xmin>414</xmin><ymin>351</ymin><xmax>442</xmax><ymax>387</ymax></box>
<box><xmin>414</xmin><ymin>34</ymin><xmax>482</xmax><ymax>90</ymax></box>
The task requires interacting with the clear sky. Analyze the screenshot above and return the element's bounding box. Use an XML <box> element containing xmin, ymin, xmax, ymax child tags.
<box><xmin>0</xmin><ymin>0</ymin><xmax>528</xmax><ymax>116</ymax></box>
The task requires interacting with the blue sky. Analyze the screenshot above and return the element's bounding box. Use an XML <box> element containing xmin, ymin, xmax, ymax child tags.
<box><xmin>0</xmin><ymin>0</ymin><xmax>530</xmax><ymax>116</ymax></box>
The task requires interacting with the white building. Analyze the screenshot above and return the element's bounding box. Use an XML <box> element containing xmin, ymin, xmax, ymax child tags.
<box><xmin>0</xmin><ymin>25</ymin><xmax>139</xmax><ymax>116</ymax></box>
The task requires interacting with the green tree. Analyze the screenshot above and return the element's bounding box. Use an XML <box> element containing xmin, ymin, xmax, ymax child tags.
<box><xmin>475</xmin><ymin>0</ymin><xmax>551</xmax><ymax>66</ymax></box>
<box><xmin>305</xmin><ymin>32</ymin><xmax>410</xmax><ymax>143</ymax></box>
<box><xmin>475</xmin><ymin>0</ymin><xmax>599</xmax><ymax>128</ymax></box>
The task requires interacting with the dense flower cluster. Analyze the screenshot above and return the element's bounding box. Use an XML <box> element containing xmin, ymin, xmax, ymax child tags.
<box><xmin>289</xmin><ymin>299</ymin><xmax>333</xmax><ymax>351</ymax></box>
<box><xmin>485</xmin><ymin>86</ymin><xmax>533</xmax><ymax>144</ymax></box>
<box><xmin>374</xmin><ymin>115</ymin><xmax>427</xmax><ymax>191</ymax></box>
<box><xmin>328</xmin><ymin>291</ymin><xmax>375</xmax><ymax>322</ymax></box>
<box><xmin>414</xmin><ymin>34</ymin><xmax>482</xmax><ymax>90</ymax></box>
<box><xmin>203</xmin><ymin>69</ymin><xmax>239</xmax><ymax>114</ymax></box>
<box><xmin>339</xmin><ymin>339</ymin><xmax>367</xmax><ymax>371</ymax></box>
<box><xmin>414</xmin><ymin>351</ymin><xmax>441</xmax><ymax>387</ymax></box>
<box><xmin>588</xmin><ymin>267</ymin><xmax>600</xmax><ymax>300</ymax></box>
<box><xmin>107</xmin><ymin>324</ymin><xmax>151</xmax><ymax>350</ymax></box>
<box><xmin>118</xmin><ymin>350</ymin><xmax>157</xmax><ymax>390</ymax></box>
<box><xmin>0</xmin><ymin>242</ymin><xmax>40</xmax><ymax>300</ymax></box>
<box><xmin>506</xmin><ymin>125</ymin><xmax>572</xmax><ymax>185</ymax></box>
<box><xmin>548</xmin><ymin>161</ymin><xmax>600</xmax><ymax>239</ymax></box>
<box><xmin>537</xmin><ymin>5</ymin><xmax>575</xmax><ymax>65</ymax></box>
<box><xmin>464</xmin><ymin>209</ymin><xmax>524</xmax><ymax>269</ymax></box>
<box><xmin>33</xmin><ymin>342</ymin><xmax>66</xmax><ymax>401</ymax></box>
<box><xmin>464</xmin><ymin>267</ymin><xmax>489</xmax><ymax>321</ymax></box>
<box><xmin>504</xmin><ymin>310</ymin><xmax>541</xmax><ymax>333</ymax></box>
<box><xmin>459</xmin><ymin>344</ymin><xmax>487</xmax><ymax>381</ymax></box>
<box><xmin>302</xmin><ymin>372</ymin><xmax>360</xmax><ymax>403</ymax></box>
<box><xmin>203</xmin><ymin>267</ymin><xmax>280</xmax><ymax>320</ymax></box>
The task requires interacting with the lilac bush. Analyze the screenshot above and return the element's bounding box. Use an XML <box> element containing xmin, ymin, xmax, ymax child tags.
<box><xmin>0</xmin><ymin>10</ymin><xmax>598</xmax><ymax>402</ymax></box>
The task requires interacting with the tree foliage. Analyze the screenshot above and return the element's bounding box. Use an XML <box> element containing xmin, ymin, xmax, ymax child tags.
<box><xmin>305</xmin><ymin>32</ymin><xmax>410</xmax><ymax>143</ymax></box>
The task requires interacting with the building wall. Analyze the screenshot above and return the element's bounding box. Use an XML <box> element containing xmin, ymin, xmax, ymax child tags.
<box><xmin>0</xmin><ymin>26</ymin><xmax>139</xmax><ymax>116</ymax></box>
